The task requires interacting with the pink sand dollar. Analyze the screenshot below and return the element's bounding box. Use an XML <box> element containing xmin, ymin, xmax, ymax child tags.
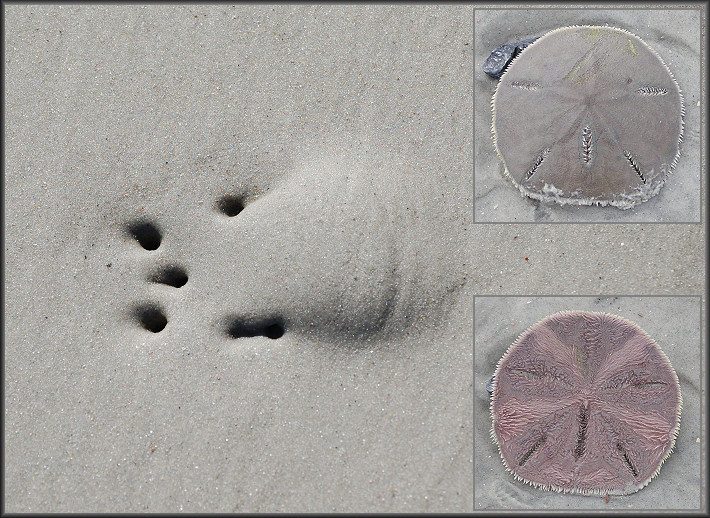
<box><xmin>490</xmin><ymin>311</ymin><xmax>681</xmax><ymax>495</ymax></box>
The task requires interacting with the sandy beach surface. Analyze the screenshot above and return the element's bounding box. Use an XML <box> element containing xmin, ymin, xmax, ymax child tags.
<box><xmin>5</xmin><ymin>5</ymin><xmax>473</xmax><ymax>512</ymax></box>
<box><xmin>4</xmin><ymin>4</ymin><xmax>706</xmax><ymax>514</ymax></box>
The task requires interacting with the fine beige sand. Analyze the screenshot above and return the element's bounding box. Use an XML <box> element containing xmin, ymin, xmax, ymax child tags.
<box><xmin>5</xmin><ymin>4</ymin><xmax>706</xmax><ymax>514</ymax></box>
<box><xmin>5</xmin><ymin>5</ymin><xmax>473</xmax><ymax>512</ymax></box>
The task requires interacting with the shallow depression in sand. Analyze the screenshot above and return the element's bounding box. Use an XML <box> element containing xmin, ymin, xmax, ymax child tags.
<box><xmin>118</xmin><ymin>147</ymin><xmax>461</xmax><ymax>346</ymax></box>
<box><xmin>210</xmin><ymin>154</ymin><xmax>406</xmax><ymax>342</ymax></box>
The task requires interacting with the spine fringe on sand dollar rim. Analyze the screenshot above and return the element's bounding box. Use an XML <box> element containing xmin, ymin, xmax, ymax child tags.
<box><xmin>489</xmin><ymin>25</ymin><xmax>684</xmax><ymax>210</ymax></box>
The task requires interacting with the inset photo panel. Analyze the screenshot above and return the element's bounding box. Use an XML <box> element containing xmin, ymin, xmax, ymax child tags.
<box><xmin>474</xmin><ymin>7</ymin><xmax>702</xmax><ymax>223</ymax></box>
<box><xmin>474</xmin><ymin>296</ymin><xmax>702</xmax><ymax>510</ymax></box>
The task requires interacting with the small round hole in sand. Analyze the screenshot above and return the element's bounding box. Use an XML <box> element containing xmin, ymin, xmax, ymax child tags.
<box><xmin>216</xmin><ymin>196</ymin><xmax>245</xmax><ymax>217</ymax></box>
<box><xmin>263</xmin><ymin>323</ymin><xmax>285</xmax><ymax>339</ymax></box>
<box><xmin>150</xmin><ymin>266</ymin><xmax>188</xmax><ymax>288</ymax></box>
<box><xmin>134</xmin><ymin>305</ymin><xmax>168</xmax><ymax>333</ymax></box>
<box><xmin>128</xmin><ymin>222</ymin><xmax>162</xmax><ymax>250</ymax></box>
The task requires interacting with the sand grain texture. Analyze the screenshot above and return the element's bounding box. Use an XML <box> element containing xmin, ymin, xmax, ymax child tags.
<box><xmin>5</xmin><ymin>5</ymin><xmax>473</xmax><ymax>512</ymax></box>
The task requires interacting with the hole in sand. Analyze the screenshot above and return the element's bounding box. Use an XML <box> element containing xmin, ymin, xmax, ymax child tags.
<box><xmin>149</xmin><ymin>265</ymin><xmax>188</xmax><ymax>288</ymax></box>
<box><xmin>128</xmin><ymin>221</ymin><xmax>162</xmax><ymax>250</ymax></box>
<box><xmin>224</xmin><ymin>317</ymin><xmax>285</xmax><ymax>339</ymax></box>
<box><xmin>134</xmin><ymin>304</ymin><xmax>168</xmax><ymax>333</ymax></box>
<box><xmin>216</xmin><ymin>195</ymin><xmax>245</xmax><ymax>217</ymax></box>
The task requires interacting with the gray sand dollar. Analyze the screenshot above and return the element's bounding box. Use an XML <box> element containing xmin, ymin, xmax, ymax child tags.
<box><xmin>490</xmin><ymin>311</ymin><xmax>681</xmax><ymax>495</ymax></box>
<box><xmin>491</xmin><ymin>26</ymin><xmax>684</xmax><ymax>209</ymax></box>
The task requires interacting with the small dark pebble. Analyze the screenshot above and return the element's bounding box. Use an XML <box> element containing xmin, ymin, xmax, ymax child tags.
<box><xmin>486</xmin><ymin>375</ymin><xmax>495</xmax><ymax>396</ymax></box>
<box><xmin>482</xmin><ymin>37</ymin><xmax>539</xmax><ymax>79</ymax></box>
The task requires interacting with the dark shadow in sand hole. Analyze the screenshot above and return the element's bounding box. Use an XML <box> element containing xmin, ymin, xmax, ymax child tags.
<box><xmin>224</xmin><ymin>316</ymin><xmax>285</xmax><ymax>339</ymax></box>
<box><xmin>149</xmin><ymin>265</ymin><xmax>188</xmax><ymax>288</ymax></box>
<box><xmin>127</xmin><ymin>221</ymin><xmax>162</xmax><ymax>250</ymax></box>
<box><xmin>216</xmin><ymin>195</ymin><xmax>245</xmax><ymax>217</ymax></box>
<box><xmin>134</xmin><ymin>304</ymin><xmax>168</xmax><ymax>333</ymax></box>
